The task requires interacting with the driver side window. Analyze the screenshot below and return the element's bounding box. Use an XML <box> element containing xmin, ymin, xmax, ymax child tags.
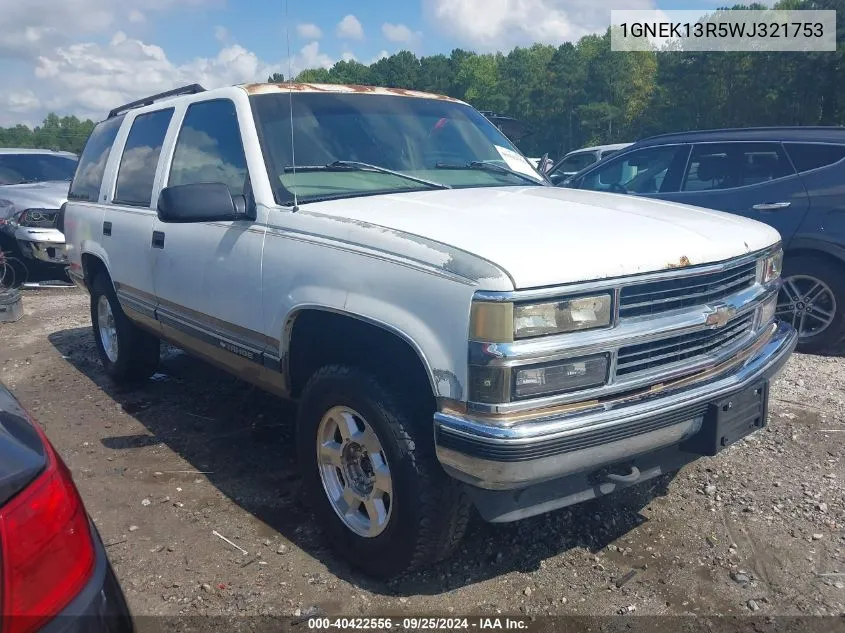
<box><xmin>578</xmin><ymin>145</ymin><xmax>687</xmax><ymax>194</ymax></box>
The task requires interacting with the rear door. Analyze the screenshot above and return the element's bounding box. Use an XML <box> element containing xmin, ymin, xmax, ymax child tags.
<box><xmin>783</xmin><ymin>142</ymin><xmax>845</xmax><ymax>248</ymax></box>
<box><xmin>101</xmin><ymin>108</ymin><xmax>174</xmax><ymax>327</ymax></box>
<box><xmin>657</xmin><ymin>142</ymin><xmax>811</xmax><ymax>244</ymax></box>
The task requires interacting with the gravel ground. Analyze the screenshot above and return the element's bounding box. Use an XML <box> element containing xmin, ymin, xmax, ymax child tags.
<box><xmin>1</xmin><ymin>288</ymin><xmax>844</xmax><ymax>621</ymax></box>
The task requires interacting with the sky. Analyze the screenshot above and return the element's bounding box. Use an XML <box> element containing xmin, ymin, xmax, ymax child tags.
<box><xmin>0</xmin><ymin>0</ymin><xmax>754</xmax><ymax>127</ymax></box>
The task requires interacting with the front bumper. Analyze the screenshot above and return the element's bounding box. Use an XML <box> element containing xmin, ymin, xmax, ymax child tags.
<box><xmin>435</xmin><ymin>321</ymin><xmax>797</xmax><ymax>491</ymax></box>
<box><xmin>14</xmin><ymin>226</ymin><xmax>67</xmax><ymax>264</ymax></box>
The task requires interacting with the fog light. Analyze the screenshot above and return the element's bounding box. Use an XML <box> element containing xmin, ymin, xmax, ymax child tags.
<box><xmin>468</xmin><ymin>366</ymin><xmax>512</xmax><ymax>404</ymax></box>
<box><xmin>758</xmin><ymin>294</ymin><xmax>777</xmax><ymax>328</ymax></box>
<box><xmin>513</xmin><ymin>354</ymin><xmax>609</xmax><ymax>399</ymax></box>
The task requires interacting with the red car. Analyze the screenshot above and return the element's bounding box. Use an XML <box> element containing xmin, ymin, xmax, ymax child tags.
<box><xmin>0</xmin><ymin>382</ymin><xmax>133</xmax><ymax>633</ymax></box>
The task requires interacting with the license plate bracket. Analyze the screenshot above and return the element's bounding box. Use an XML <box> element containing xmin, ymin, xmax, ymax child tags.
<box><xmin>683</xmin><ymin>381</ymin><xmax>769</xmax><ymax>456</ymax></box>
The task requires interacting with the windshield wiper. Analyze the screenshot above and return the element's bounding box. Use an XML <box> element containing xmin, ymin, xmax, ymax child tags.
<box><xmin>434</xmin><ymin>161</ymin><xmax>546</xmax><ymax>186</ymax></box>
<box><xmin>283</xmin><ymin>160</ymin><xmax>450</xmax><ymax>190</ymax></box>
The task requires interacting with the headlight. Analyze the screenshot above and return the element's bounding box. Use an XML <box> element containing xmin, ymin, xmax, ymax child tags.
<box><xmin>757</xmin><ymin>293</ymin><xmax>777</xmax><ymax>328</ymax></box>
<box><xmin>757</xmin><ymin>249</ymin><xmax>783</xmax><ymax>284</ymax></box>
<box><xmin>513</xmin><ymin>354</ymin><xmax>609</xmax><ymax>399</ymax></box>
<box><xmin>16</xmin><ymin>208</ymin><xmax>60</xmax><ymax>229</ymax></box>
<box><xmin>470</xmin><ymin>295</ymin><xmax>613</xmax><ymax>343</ymax></box>
<box><xmin>468</xmin><ymin>354</ymin><xmax>610</xmax><ymax>404</ymax></box>
<box><xmin>513</xmin><ymin>294</ymin><xmax>612</xmax><ymax>338</ymax></box>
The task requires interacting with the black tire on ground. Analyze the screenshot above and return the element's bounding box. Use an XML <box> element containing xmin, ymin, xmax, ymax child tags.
<box><xmin>296</xmin><ymin>365</ymin><xmax>471</xmax><ymax>579</ymax></box>
<box><xmin>780</xmin><ymin>254</ymin><xmax>845</xmax><ymax>354</ymax></box>
<box><xmin>90</xmin><ymin>273</ymin><xmax>160</xmax><ymax>382</ymax></box>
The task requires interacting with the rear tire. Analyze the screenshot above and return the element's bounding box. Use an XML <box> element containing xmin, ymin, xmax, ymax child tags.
<box><xmin>296</xmin><ymin>365</ymin><xmax>471</xmax><ymax>579</ymax></box>
<box><xmin>778</xmin><ymin>255</ymin><xmax>845</xmax><ymax>354</ymax></box>
<box><xmin>90</xmin><ymin>274</ymin><xmax>160</xmax><ymax>382</ymax></box>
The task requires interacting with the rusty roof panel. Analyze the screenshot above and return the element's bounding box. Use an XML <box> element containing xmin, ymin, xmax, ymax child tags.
<box><xmin>240</xmin><ymin>82</ymin><xmax>466</xmax><ymax>104</ymax></box>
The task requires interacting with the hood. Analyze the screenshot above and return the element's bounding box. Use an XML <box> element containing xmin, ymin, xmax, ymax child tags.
<box><xmin>303</xmin><ymin>186</ymin><xmax>781</xmax><ymax>289</ymax></box>
<box><xmin>0</xmin><ymin>181</ymin><xmax>70</xmax><ymax>220</ymax></box>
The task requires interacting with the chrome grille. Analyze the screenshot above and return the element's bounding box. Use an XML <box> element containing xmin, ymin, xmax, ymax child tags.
<box><xmin>619</xmin><ymin>261</ymin><xmax>757</xmax><ymax>319</ymax></box>
<box><xmin>616</xmin><ymin>312</ymin><xmax>754</xmax><ymax>377</ymax></box>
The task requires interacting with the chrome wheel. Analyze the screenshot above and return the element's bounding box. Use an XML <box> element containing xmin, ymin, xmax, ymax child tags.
<box><xmin>316</xmin><ymin>406</ymin><xmax>393</xmax><ymax>538</ymax></box>
<box><xmin>97</xmin><ymin>295</ymin><xmax>119</xmax><ymax>363</ymax></box>
<box><xmin>777</xmin><ymin>275</ymin><xmax>837</xmax><ymax>340</ymax></box>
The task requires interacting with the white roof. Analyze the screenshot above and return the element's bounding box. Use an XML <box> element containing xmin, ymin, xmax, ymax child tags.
<box><xmin>0</xmin><ymin>148</ymin><xmax>78</xmax><ymax>158</ymax></box>
<box><xmin>566</xmin><ymin>142</ymin><xmax>633</xmax><ymax>156</ymax></box>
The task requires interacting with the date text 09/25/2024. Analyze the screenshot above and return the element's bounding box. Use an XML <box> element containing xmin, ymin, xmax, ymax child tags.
<box><xmin>306</xmin><ymin>617</ymin><xmax>529</xmax><ymax>630</ymax></box>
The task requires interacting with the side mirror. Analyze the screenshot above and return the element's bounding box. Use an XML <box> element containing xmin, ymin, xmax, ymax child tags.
<box><xmin>538</xmin><ymin>153</ymin><xmax>553</xmax><ymax>174</ymax></box>
<box><xmin>157</xmin><ymin>183</ymin><xmax>249</xmax><ymax>223</ymax></box>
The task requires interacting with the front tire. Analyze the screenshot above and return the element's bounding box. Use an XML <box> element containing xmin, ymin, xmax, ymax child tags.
<box><xmin>297</xmin><ymin>365</ymin><xmax>471</xmax><ymax>579</ymax></box>
<box><xmin>90</xmin><ymin>274</ymin><xmax>160</xmax><ymax>382</ymax></box>
<box><xmin>777</xmin><ymin>255</ymin><xmax>845</xmax><ymax>354</ymax></box>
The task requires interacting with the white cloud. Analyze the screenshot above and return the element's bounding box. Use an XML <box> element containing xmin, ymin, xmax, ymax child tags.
<box><xmin>0</xmin><ymin>0</ymin><xmax>340</xmax><ymax>124</ymax></box>
<box><xmin>20</xmin><ymin>32</ymin><xmax>334</xmax><ymax>122</ymax></box>
<box><xmin>296</xmin><ymin>23</ymin><xmax>322</xmax><ymax>39</ymax></box>
<box><xmin>381</xmin><ymin>23</ymin><xmax>422</xmax><ymax>45</ymax></box>
<box><xmin>341</xmin><ymin>52</ymin><xmax>356</xmax><ymax>62</ymax></box>
<box><xmin>4</xmin><ymin>91</ymin><xmax>41</xmax><ymax>113</ymax></box>
<box><xmin>424</xmin><ymin>0</ymin><xmax>655</xmax><ymax>51</ymax></box>
<box><xmin>0</xmin><ymin>0</ymin><xmax>218</xmax><ymax>60</ymax></box>
<box><xmin>294</xmin><ymin>41</ymin><xmax>333</xmax><ymax>72</ymax></box>
<box><xmin>336</xmin><ymin>14</ymin><xmax>364</xmax><ymax>41</ymax></box>
<box><xmin>370</xmin><ymin>50</ymin><xmax>390</xmax><ymax>64</ymax></box>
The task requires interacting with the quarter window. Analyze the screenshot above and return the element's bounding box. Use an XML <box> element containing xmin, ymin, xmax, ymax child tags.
<box><xmin>578</xmin><ymin>145</ymin><xmax>687</xmax><ymax>194</ymax></box>
<box><xmin>556</xmin><ymin>152</ymin><xmax>598</xmax><ymax>175</ymax></box>
<box><xmin>68</xmin><ymin>116</ymin><xmax>123</xmax><ymax>201</ymax></box>
<box><xmin>682</xmin><ymin>143</ymin><xmax>793</xmax><ymax>192</ymax></box>
<box><xmin>169</xmin><ymin>100</ymin><xmax>248</xmax><ymax>195</ymax></box>
<box><xmin>784</xmin><ymin>143</ymin><xmax>845</xmax><ymax>173</ymax></box>
<box><xmin>114</xmin><ymin>109</ymin><xmax>174</xmax><ymax>207</ymax></box>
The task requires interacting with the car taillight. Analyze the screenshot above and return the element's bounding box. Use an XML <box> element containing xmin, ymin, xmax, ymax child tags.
<box><xmin>0</xmin><ymin>423</ymin><xmax>95</xmax><ymax>633</ymax></box>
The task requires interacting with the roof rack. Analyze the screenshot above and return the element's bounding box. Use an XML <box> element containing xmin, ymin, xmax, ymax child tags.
<box><xmin>640</xmin><ymin>125</ymin><xmax>845</xmax><ymax>141</ymax></box>
<box><xmin>107</xmin><ymin>84</ymin><xmax>206</xmax><ymax>119</ymax></box>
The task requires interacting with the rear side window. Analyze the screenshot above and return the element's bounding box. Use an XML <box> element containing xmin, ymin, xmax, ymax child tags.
<box><xmin>784</xmin><ymin>143</ymin><xmax>845</xmax><ymax>173</ymax></box>
<box><xmin>68</xmin><ymin>117</ymin><xmax>123</xmax><ymax>201</ymax></box>
<box><xmin>682</xmin><ymin>142</ymin><xmax>793</xmax><ymax>191</ymax></box>
<box><xmin>169</xmin><ymin>99</ymin><xmax>248</xmax><ymax>195</ymax></box>
<box><xmin>114</xmin><ymin>109</ymin><xmax>174</xmax><ymax>207</ymax></box>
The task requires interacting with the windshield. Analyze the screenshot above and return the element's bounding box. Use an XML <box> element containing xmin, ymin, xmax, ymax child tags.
<box><xmin>0</xmin><ymin>153</ymin><xmax>78</xmax><ymax>185</ymax></box>
<box><xmin>250</xmin><ymin>92</ymin><xmax>545</xmax><ymax>205</ymax></box>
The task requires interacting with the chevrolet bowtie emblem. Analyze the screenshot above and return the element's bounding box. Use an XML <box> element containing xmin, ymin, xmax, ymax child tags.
<box><xmin>705</xmin><ymin>304</ymin><xmax>736</xmax><ymax>329</ymax></box>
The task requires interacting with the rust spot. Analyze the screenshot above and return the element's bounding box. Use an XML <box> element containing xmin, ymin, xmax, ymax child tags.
<box><xmin>666</xmin><ymin>255</ymin><xmax>692</xmax><ymax>269</ymax></box>
<box><xmin>240</xmin><ymin>82</ymin><xmax>465</xmax><ymax>103</ymax></box>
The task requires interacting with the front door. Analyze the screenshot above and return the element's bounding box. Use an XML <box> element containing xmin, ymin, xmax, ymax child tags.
<box><xmin>150</xmin><ymin>98</ymin><xmax>268</xmax><ymax>368</ymax></box>
<box><xmin>654</xmin><ymin>142</ymin><xmax>811</xmax><ymax>244</ymax></box>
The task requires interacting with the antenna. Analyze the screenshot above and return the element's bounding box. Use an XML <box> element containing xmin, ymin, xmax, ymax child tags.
<box><xmin>285</xmin><ymin>0</ymin><xmax>299</xmax><ymax>211</ymax></box>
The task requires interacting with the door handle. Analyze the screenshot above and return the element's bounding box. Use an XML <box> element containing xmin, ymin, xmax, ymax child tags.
<box><xmin>151</xmin><ymin>231</ymin><xmax>165</xmax><ymax>249</ymax></box>
<box><xmin>752</xmin><ymin>202</ymin><xmax>791</xmax><ymax>211</ymax></box>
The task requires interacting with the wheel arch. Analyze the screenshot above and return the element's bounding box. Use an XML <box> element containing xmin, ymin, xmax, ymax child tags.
<box><xmin>282</xmin><ymin>305</ymin><xmax>442</xmax><ymax>406</ymax></box>
<box><xmin>785</xmin><ymin>237</ymin><xmax>845</xmax><ymax>268</ymax></box>
<box><xmin>80</xmin><ymin>247</ymin><xmax>114</xmax><ymax>292</ymax></box>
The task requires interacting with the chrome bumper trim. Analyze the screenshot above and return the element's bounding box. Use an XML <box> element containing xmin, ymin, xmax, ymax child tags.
<box><xmin>473</xmin><ymin>244</ymin><xmax>779</xmax><ymax>303</ymax></box>
<box><xmin>435</xmin><ymin>321</ymin><xmax>797</xmax><ymax>490</ymax></box>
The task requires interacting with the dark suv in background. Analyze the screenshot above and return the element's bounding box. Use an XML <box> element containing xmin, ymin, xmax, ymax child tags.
<box><xmin>564</xmin><ymin>127</ymin><xmax>845</xmax><ymax>353</ymax></box>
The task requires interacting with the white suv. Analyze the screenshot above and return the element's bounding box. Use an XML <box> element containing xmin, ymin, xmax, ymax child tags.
<box><xmin>63</xmin><ymin>82</ymin><xmax>797</xmax><ymax>578</ymax></box>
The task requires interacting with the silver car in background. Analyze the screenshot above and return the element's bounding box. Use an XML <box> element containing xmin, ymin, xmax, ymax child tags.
<box><xmin>0</xmin><ymin>149</ymin><xmax>78</xmax><ymax>275</ymax></box>
<box><xmin>547</xmin><ymin>142</ymin><xmax>633</xmax><ymax>185</ymax></box>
